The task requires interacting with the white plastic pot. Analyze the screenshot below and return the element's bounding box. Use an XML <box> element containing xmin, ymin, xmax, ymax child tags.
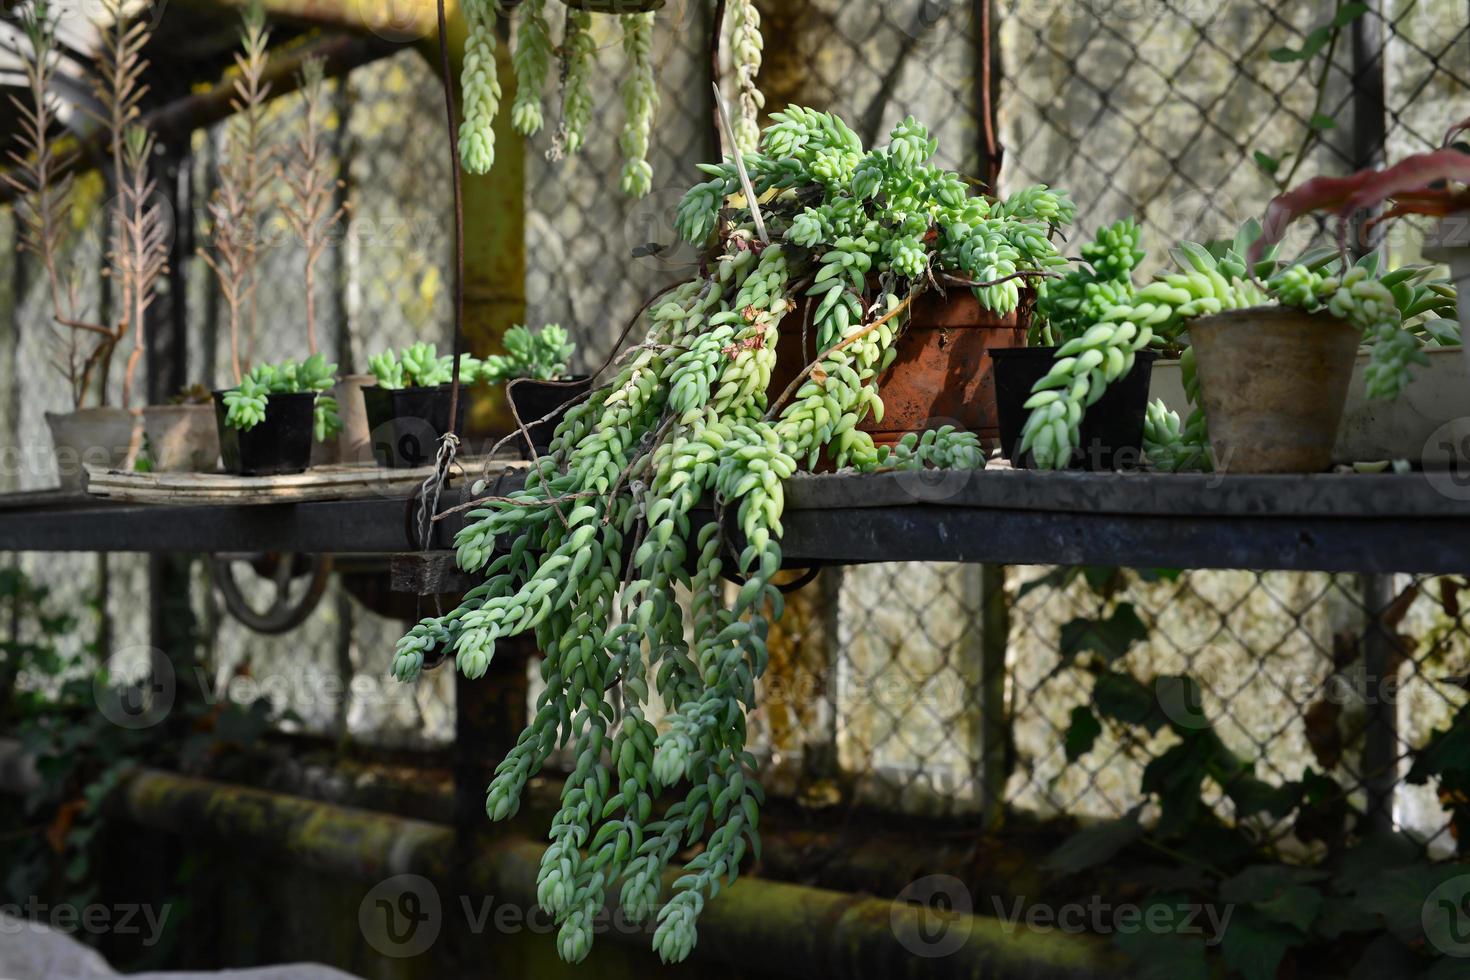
<box><xmin>44</xmin><ymin>408</ymin><xmax>139</xmax><ymax>491</ymax></box>
<box><xmin>1421</xmin><ymin>212</ymin><xmax>1470</xmax><ymax>382</ymax></box>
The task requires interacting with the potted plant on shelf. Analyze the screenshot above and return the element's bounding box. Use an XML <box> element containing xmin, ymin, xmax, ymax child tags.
<box><xmin>5</xmin><ymin>0</ymin><xmax>167</xmax><ymax>490</ymax></box>
<box><xmin>365</xmin><ymin>343</ymin><xmax>483</xmax><ymax>468</ymax></box>
<box><xmin>994</xmin><ymin>218</ymin><xmax>1158</xmax><ymax>470</ymax></box>
<box><xmin>215</xmin><ymin>355</ymin><xmax>341</xmax><ymax>475</ymax></box>
<box><xmin>391</xmin><ymin>108</ymin><xmax>1068</xmax><ymax>966</ymax></box>
<box><xmin>142</xmin><ymin>385</ymin><xmax>220</xmax><ymax>472</ymax></box>
<box><xmin>1022</xmin><ymin>220</ymin><xmax>1454</xmax><ymax>473</ymax></box>
<box><xmin>479</xmin><ymin>324</ymin><xmax>584</xmax><ymax>457</ymax></box>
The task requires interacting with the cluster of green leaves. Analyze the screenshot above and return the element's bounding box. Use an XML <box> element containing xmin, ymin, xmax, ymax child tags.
<box><xmin>368</xmin><ymin>342</ymin><xmax>484</xmax><ymax>390</ymax></box>
<box><xmin>394</xmin><ymin>109</ymin><xmax>999</xmax><ymax>965</ymax></box>
<box><xmin>480</xmin><ymin>324</ymin><xmax>576</xmax><ymax>385</ymax></box>
<box><xmin>0</xmin><ymin>565</ymin><xmax>274</xmax><ymax>959</ymax></box>
<box><xmin>1254</xmin><ymin>2</ymin><xmax>1370</xmax><ymax>178</ymax></box>
<box><xmin>221</xmin><ymin>354</ymin><xmax>341</xmax><ymax>441</ymax></box>
<box><xmin>1023</xmin><ymin>220</ymin><xmax>1458</xmax><ymax>470</ymax></box>
<box><xmin>1041</xmin><ymin>567</ymin><xmax>1470</xmax><ymax>980</ymax></box>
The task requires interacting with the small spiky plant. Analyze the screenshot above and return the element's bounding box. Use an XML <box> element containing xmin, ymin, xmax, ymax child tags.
<box><xmin>2</xmin><ymin>1</ymin><xmax>104</xmax><ymax>406</ymax></box>
<box><xmin>88</xmin><ymin>0</ymin><xmax>169</xmax><ymax>409</ymax></box>
<box><xmin>280</xmin><ymin>57</ymin><xmax>348</xmax><ymax>357</ymax></box>
<box><xmin>199</xmin><ymin>1</ymin><xmax>274</xmax><ymax>384</ymax></box>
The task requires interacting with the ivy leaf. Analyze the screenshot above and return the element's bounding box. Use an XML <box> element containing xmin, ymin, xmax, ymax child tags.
<box><xmin>1316</xmin><ymin>894</ymin><xmax>1382</xmax><ymax>938</ymax></box>
<box><xmin>1354</xmin><ymin>865</ymin><xmax>1467</xmax><ymax>943</ymax></box>
<box><xmin>1310</xmin><ymin>113</ymin><xmax>1339</xmax><ymax>130</ymax></box>
<box><xmin>1333</xmin><ymin>832</ymin><xmax>1422</xmax><ymax>894</ymax></box>
<box><xmin>1113</xmin><ymin>929</ymin><xmax>1210</xmax><ymax>980</ymax></box>
<box><xmin>1221</xmin><ymin>864</ymin><xmax>1328</xmax><ymax>906</ymax></box>
<box><xmin>1094</xmin><ymin>671</ymin><xmax>1165</xmax><ymax>732</ymax></box>
<box><xmin>1256</xmin><ymin>885</ymin><xmax>1324</xmax><ymax>933</ymax></box>
<box><xmin>1269</xmin><ymin>27</ymin><xmax>1331</xmax><ymax>63</ymax></box>
<box><xmin>1254</xmin><ymin>150</ymin><xmax>1283</xmax><ymax>174</ymax></box>
<box><xmin>1064</xmin><ymin>705</ymin><xmax>1101</xmax><ymax>761</ymax></box>
<box><xmin>1044</xmin><ymin>809</ymin><xmax>1143</xmax><ymax>874</ymax></box>
<box><xmin>1221</xmin><ymin>907</ymin><xmax>1302</xmax><ymax>980</ymax></box>
<box><xmin>1061</xmin><ymin>603</ymin><xmax>1148</xmax><ymax>663</ymax></box>
<box><xmin>1333</xmin><ymin>2</ymin><xmax>1369</xmax><ymax>27</ymax></box>
<box><xmin>1226</xmin><ymin>774</ymin><xmax>1302</xmax><ymax>819</ymax></box>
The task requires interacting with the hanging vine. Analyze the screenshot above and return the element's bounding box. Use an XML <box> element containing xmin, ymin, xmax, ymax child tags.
<box><xmin>394</xmin><ymin>107</ymin><xmax>1070</xmax><ymax>964</ymax></box>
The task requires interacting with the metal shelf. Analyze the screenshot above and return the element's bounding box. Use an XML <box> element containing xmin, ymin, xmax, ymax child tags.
<box><xmin>2</xmin><ymin>469</ymin><xmax>1467</xmax><ymax>573</ymax></box>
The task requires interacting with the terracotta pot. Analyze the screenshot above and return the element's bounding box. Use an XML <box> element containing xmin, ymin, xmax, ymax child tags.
<box><xmin>142</xmin><ymin>404</ymin><xmax>220</xmax><ymax>472</ymax></box>
<box><xmin>1189</xmin><ymin>306</ymin><xmax>1360</xmax><ymax>473</ymax></box>
<box><xmin>45</xmin><ymin>407</ymin><xmax>139</xmax><ymax>491</ymax></box>
<box><xmin>767</xmin><ymin>289</ymin><xmax>1029</xmax><ymax>447</ymax></box>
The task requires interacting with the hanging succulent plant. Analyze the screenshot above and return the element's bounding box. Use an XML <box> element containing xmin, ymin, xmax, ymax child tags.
<box><xmin>393</xmin><ymin>107</ymin><xmax>1070</xmax><ymax>965</ymax></box>
<box><xmin>457</xmin><ymin>0</ymin><xmax>765</xmax><ymax>197</ymax></box>
<box><xmin>1023</xmin><ymin>221</ymin><xmax>1459</xmax><ymax>470</ymax></box>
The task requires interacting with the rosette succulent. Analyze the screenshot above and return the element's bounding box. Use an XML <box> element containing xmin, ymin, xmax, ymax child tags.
<box><xmin>368</xmin><ymin>342</ymin><xmax>484</xmax><ymax>390</ymax></box>
<box><xmin>221</xmin><ymin>354</ymin><xmax>342</xmax><ymax>441</ymax></box>
<box><xmin>393</xmin><ymin>108</ymin><xmax>1066</xmax><ymax>966</ymax></box>
<box><xmin>479</xmin><ymin>324</ymin><xmax>576</xmax><ymax>384</ymax></box>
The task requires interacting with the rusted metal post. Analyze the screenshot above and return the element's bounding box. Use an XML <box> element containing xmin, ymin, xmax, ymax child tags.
<box><xmin>1360</xmin><ymin>573</ymin><xmax>1400</xmax><ymax>834</ymax></box>
<box><xmin>977</xmin><ymin>563</ymin><xmax>1010</xmax><ymax>828</ymax></box>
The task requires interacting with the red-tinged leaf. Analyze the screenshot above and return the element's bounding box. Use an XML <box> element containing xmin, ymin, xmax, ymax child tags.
<box><xmin>1252</xmin><ymin>148</ymin><xmax>1470</xmax><ymax>262</ymax></box>
<box><xmin>1445</xmin><ymin>113</ymin><xmax>1470</xmax><ymax>147</ymax></box>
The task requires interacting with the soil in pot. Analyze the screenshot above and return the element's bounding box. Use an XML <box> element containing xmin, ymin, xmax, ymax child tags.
<box><xmin>213</xmin><ymin>390</ymin><xmax>317</xmax><ymax>476</ymax></box>
<box><xmin>767</xmin><ymin>289</ymin><xmax>1029</xmax><ymax>449</ymax></box>
<box><xmin>1189</xmin><ymin>307</ymin><xmax>1359</xmax><ymax>474</ymax></box>
<box><xmin>45</xmin><ymin>407</ymin><xmax>139</xmax><ymax>491</ymax></box>
<box><xmin>363</xmin><ymin>384</ymin><xmax>470</xmax><ymax>468</ymax></box>
<box><xmin>143</xmin><ymin>404</ymin><xmax>220</xmax><ymax>472</ymax></box>
<box><xmin>507</xmin><ymin>377</ymin><xmax>594</xmax><ymax>459</ymax></box>
<box><xmin>992</xmin><ymin>347</ymin><xmax>1158</xmax><ymax>471</ymax></box>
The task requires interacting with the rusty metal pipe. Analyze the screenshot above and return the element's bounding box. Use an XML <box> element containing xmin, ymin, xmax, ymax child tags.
<box><xmin>100</xmin><ymin>766</ymin><xmax>1123</xmax><ymax>979</ymax></box>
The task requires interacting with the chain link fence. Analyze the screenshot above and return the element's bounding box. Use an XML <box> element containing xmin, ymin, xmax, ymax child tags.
<box><xmin>3</xmin><ymin>0</ymin><xmax>1470</xmax><ymax>915</ymax></box>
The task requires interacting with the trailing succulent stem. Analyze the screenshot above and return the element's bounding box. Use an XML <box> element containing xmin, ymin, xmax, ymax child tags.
<box><xmin>394</xmin><ymin>108</ymin><xmax>1064</xmax><ymax>964</ymax></box>
<box><xmin>1022</xmin><ymin>220</ymin><xmax>1456</xmax><ymax>470</ymax></box>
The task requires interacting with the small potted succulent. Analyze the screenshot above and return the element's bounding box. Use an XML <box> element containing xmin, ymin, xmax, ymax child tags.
<box><xmin>994</xmin><ymin>218</ymin><xmax>1157</xmax><ymax>469</ymax></box>
<box><xmin>1021</xmin><ymin>220</ymin><xmax>1454</xmax><ymax>473</ymax></box>
<box><xmin>5</xmin><ymin>1</ymin><xmax>169</xmax><ymax>489</ymax></box>
<box><xmin>1253</xmin><ymin>113</ymin><xmax>1470</xmax><ymax>374</ymax></box>
<box><xmin>142</xmin><ymin>385</ymin><xmax>220</xmax><ymax>473</ymax></box>
<box><xmin>364</xmin><ymin>343</ymin><xmax>483</xmax><ymax>468</ymax></box>
<box><xmin>215</xmin><ymin>355</ymin><xmax>341</xmax><ymax>475</ymax></box>
<box><xmin>480</xmin><ymin>324</ymin><xmax>584</xmax><ymax>457</ymax></box>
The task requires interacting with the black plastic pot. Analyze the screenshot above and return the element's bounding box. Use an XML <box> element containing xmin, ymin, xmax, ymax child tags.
<box><xmin>213</xmin><ymin>390</ymin><xmax>317</xmax><ymax>476</ymax></box>
<box><xmin>507</xmin><ymin>376</ymin><xmax>593</xmax><ymax>458</ymax></box>
<box><xmin>992</xmin><ymin>347</ymin><xmax>1157</xmax><ymax>471</ymax></box>
<box><xmin>362</xmin><ymin>383</ymin><xmax>469</xmax><ymax>469</ymax></box>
